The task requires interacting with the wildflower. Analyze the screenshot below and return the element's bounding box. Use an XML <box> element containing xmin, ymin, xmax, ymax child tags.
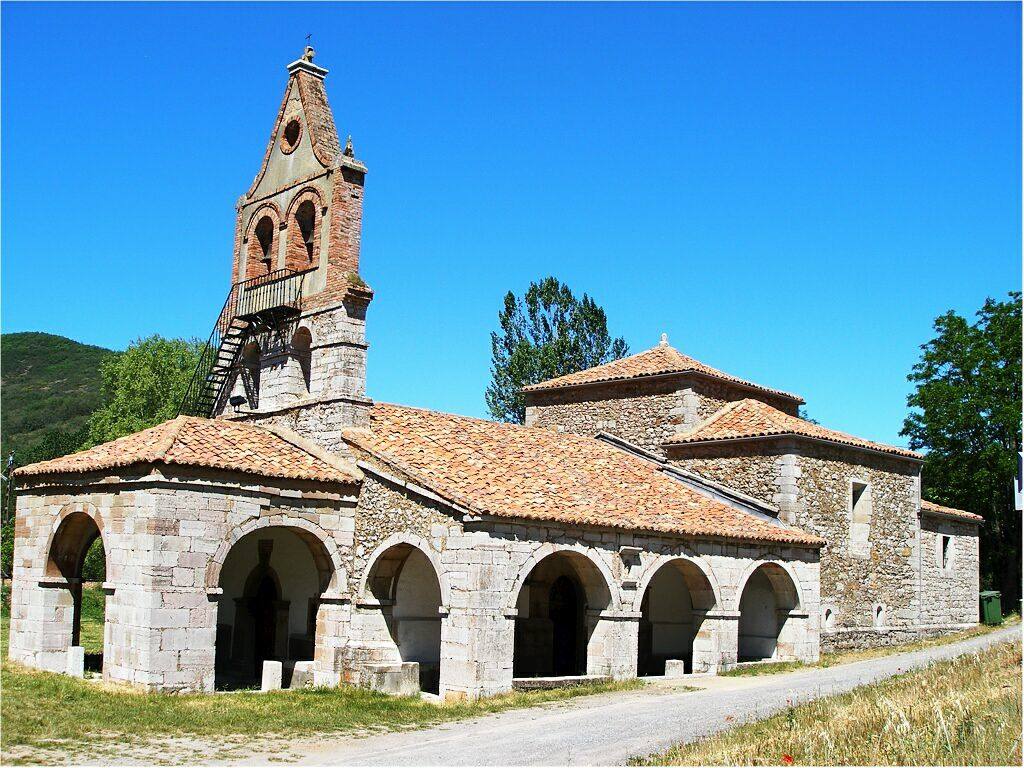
<box><xmin>782</xmin><ymin>755</ymin><xmax>794</xmax><ymax>765</ymax></box>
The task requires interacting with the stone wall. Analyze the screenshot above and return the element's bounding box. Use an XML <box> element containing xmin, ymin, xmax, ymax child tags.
<box><xmin>667</xmin><ymin>437</ymin><xmax>979</xmax><ymax>649</ymax></box>
<box><xmin>221</xmin><ymin>297</ymin><xmax>372</xmax><ymax>445</ymax></box>
<box><xmin>919</xmin><ymin>513</ymin><xmax>980</xmax><ymax>627</ymax></box>
<box><xmin>346</xmin><ymin>456</ymin><xmax>820</xmax><ymax>699</ymax></box>
<box><xmin>792</xmin><ymin>444</ymin><xmax>921</xmax><ymax>634</ymax></box>
<box><xmin>525</xmin><ymin>375</ymin><xmax>799</xmax><ymax>457</ymax></box>
<box><xmin>12</xmin><ymin>457</ymin><xmax>822</xmax><ymax>699</ymax></box>
<box><xmin>670</xmin><ymin>443</ymin><xmax>784</xmax><ymax>509</ymax></box>
<box><xmin>9</xmin><ymin>468</ymin><xmax>358</xmax><ymax>692</ymax></box>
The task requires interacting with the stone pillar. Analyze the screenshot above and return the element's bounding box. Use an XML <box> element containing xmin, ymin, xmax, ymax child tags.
<box><xmin>313</xmin><ymin>597</ymin><xmax>349</xmax><ymax>687</ymax></box>
<box><xmin>9</xmin><ymin>577</ymin><xmax>76</xmax><ymax>673</ymax></box>
<box><xmin>690</xmin><ymin>609</ymin><xmax>717</xmax><ymax>673</ymax></box>
<box><xmin>776</xmin><ymin>610</ymin><xmax>816</xmax><ymax>663</ymax></box>
<box><xmin>586</xmin><ymin>609</ymin><xmax>640</xmax><ymax>679</ymax></box>
<box><xmin>702</xmin><ymin>610</ymin><xmax>740</xmax><ymax>671</ymax></box>
<box><xmin>440</xmin><ymin>605</ymin><xmax>515</xmax><ymax>701</ymax></box>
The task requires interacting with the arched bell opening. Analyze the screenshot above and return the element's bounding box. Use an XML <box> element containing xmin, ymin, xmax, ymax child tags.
<box><xmin>511</xmin><ymin>551</ymin><xmax>613</xmax><ymax>679</ymax></box>
<box><xmin>45</xmin><ymin>511</ymin><xmax>107</xmax><ymax>674</ymax></box>
<box><xmin>214</xmin><ymin>527</ymin><xmax>333</xmax><ymax>690</ymax></box>
<box><xmin>737</xmin><ymin>563</ymin><xmax>800</xmax><ymax>662</ymax></box>
<box><xmin>247</xmin><ymin>215</ymin><xmax>275</xmax><ymax>279</ymax></box>
<box><xmin>637</xmin><ymin>559</ymin><xmax>716</xmax><ymax>676</ymax></box>
<box><xmin>363</xmin><ymin>543</ymin><xmax>444</xmax><ymax>694</ymax></box>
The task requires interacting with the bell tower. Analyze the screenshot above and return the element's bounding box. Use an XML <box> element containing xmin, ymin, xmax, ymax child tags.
<box><xmin>181</xmin><ymin>48</ymin><xmax>373</xmax><ymax>447</ymax></box>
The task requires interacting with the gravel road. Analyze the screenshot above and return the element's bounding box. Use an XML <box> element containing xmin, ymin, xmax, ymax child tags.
<box><xmin>274</xmin><ymin>625</ymin><xmax>1020</xmax><ymax>766</ymax></box>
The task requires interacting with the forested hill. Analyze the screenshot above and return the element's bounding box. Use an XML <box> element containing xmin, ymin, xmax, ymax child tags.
<box><xmin>1</xmin><ymin>332</ymin><xmax>114</xmax><ymax>458</ymax></box>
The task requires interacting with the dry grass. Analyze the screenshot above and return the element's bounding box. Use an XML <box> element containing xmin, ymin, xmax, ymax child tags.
<box><xmin>634</xmin><ymin>640</ymin><xmax>1023</xmax><ymax>766</ymax></box>
<box><xmin>721</xmin><ymin>616</ymin><xmax>1020</xmax><ymax>677</ymax></box>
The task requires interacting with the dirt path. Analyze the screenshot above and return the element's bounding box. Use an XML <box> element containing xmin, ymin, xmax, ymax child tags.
<box><xmin>12</xmin><ymin>625</ymin><xmax>1020</xmax><ymax>766</ymax></box>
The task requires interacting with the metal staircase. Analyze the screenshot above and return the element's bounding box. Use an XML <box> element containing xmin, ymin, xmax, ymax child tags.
<box><xmin>178</xmin><ymin>268</ymin><xmax>314</xmax><ymax>418</ymax></box>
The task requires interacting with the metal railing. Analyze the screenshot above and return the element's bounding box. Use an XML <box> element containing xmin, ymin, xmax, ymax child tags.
<box><xmin>178</xmin><ymin>267</ymin><xmax>315</xmax><ymax>417</ymax></box>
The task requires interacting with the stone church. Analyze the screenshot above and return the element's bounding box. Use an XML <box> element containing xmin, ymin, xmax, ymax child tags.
<box><xmin>9</xmin><ymin>49</ymin><xmax>981</xmax><ymax>699</ymax></box>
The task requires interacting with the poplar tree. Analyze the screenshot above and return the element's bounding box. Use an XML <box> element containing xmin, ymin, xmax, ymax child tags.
<box><xmin>486</xmin><ymin>277</ymin><xmax>629</xmax><ymax>424</ymax></box>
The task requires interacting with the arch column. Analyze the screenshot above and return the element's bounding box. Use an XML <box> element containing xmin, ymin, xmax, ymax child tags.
<box><xmin>586</xmin><ymin>608</ymin><xmax>641</xmax><ymax>678</ymax></box>
<box><xmin>696</xmin><ymin>610</ymin><xmax>741</xmax><ymax>672</ymax></box>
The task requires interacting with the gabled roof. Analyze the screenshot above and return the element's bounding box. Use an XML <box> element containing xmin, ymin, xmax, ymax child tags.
<box><xmin>522</xmin><ymin>340</ymin><xmax>803</xmax><ymax>403</ymax></box>
<box><xmin>664</xmin><ymin>398</ymin><xmax>922</xmax><ymax>461</ymax></box>
<box><xmin>342</xmin><ymin>403</ymin><xmax>821</xmax><ymax>547</ymax></box>
<box><xmin>244</xmin><ymin>50</ymin><xmax>351</xmax><ymax>201</ymax></box>
<box><xmin>14</xmin><ymin>417</ymin><xmax>360</xmax><ymax>485</ymax></box>
<box><xmin>921</xmin><ymin>499</ymin><xmax>984</xmax><ymax>524</ymax></box>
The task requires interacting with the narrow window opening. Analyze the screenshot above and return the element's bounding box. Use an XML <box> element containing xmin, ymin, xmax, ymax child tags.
<box><xmin>941</xmin><ymin>535</ymin><xmax>953</xmax><ymax>570</ymax></box>
<box><xmin>296</xmin><ymin>201</ymin><xmax>316</xmax><ymax>263</ymax></box>
<box><xmin>849</xmin><ymin>481</ymin><xmax>873</xmax><ymax>558</ymax></box>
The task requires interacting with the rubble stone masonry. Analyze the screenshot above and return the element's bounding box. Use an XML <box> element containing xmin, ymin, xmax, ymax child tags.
<box><xmin>525</xmin><ymin>375</ymin><xmax>798</xmax><ymax>457</ymax></box>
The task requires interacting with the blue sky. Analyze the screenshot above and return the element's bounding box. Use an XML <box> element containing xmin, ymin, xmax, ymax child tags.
<box><xmin>2</xmin><ymin>2</ymin><xmax>1019</xmax><ymax>447</ymax></box>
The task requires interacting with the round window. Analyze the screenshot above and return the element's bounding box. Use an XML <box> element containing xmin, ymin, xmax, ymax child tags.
<box><xmin>281</xmin><ymin>119</ymin><xmax>302</xmax><ymax>154</ymax></box>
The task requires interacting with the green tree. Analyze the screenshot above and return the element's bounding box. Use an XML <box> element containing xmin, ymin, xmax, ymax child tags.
<box><xmin>901</xmin><ymin>292</ymin><xmax>1022</xmax><ymax>609</ymax></box>
<box><xmin>486</xmin><ymin>277</ymin><xmax>629</xmax><ymax>423</ymax></box>
<box><xmin>85</xmin><ymin>335</ymin><xmax>203</xmax><ymax>447</ymax></box>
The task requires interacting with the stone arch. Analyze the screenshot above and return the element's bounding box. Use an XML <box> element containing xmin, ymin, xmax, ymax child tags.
<box><xmin>43</xmin><ymin>502</ymin><xmax>108</xmax><ymax>672</ymax></box>
<box><xmin>357</xmin><ymin>533</ymin><xmax>450</xmax><ymax>608</ymax></box>
<box><xmin>211</xmin><ymin>517</ymin><xmax>346</xmax><ymax>689</ymax></box>
<box><xmin>734</xmin><ymin>560</ymin><xmax>803</xmax><ymax>613</ymax></box>
<box><xmin>206</xmin><ymin>515</ymin><xmax>346</xmax><ymax>594</ymax></box>
<box><xmin>634</xmin><ymin>556</ymin><xmax>720</xmax><ymax>676</ymax></box>
<box><xmin>285</xmin><ymin>188</ymin><xmax>324</xmax><ymax>272</ymax></box>
<box><xmin>509</xmin><ymin>545</ymin><xmax>620</xmax><ymax>679</ymax></box>
<box><xmin>506</xmin><ymin>543</ymin><xmax>621</xmax><ymax>612</ymax></box>
<box><xmin>736</xmin><ymin>561</ymin><xmax>803</xmax><ymax>663</ymax></box>
<box><xmin>357</xmin><ymin>534</ymin><xmax>447</xmax><ymax>694</ymax></box>
<box><xmin>44</xmin><ymin>502</ymin><xmax>106</xmax><ymax>579</ymax></box>
<box><xmin>632</xmin><ymin>554</ymin><xmax>722</xmax><ymax>613</ymax></box>
<box><xmin>244</xmin><ymin>203</ymin><xmax>282</xmax><ymax>279</ymax></box>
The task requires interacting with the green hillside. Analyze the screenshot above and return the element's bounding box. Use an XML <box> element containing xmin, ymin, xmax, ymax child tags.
<box><xmin>1</xmin><ymin>332</ymin><xmax>114</xmax><ymax>459</ymax></box>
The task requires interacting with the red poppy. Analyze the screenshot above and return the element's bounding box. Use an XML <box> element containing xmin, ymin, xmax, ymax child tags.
<box><xmin>782</xmin><ymin>755</ymin><xmax>794</xmax><ymax>765</ymax></box>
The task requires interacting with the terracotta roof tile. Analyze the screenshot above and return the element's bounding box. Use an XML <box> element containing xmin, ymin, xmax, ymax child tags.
<box><xmin>15</xmin><ymin>417</ymin><xmax>359</xmax><ymax>484</ymax></box>
<box><xmin>665</xmin><ymin>399</ymin><xmax>922</xmax><ymax>460</ymax></box>
<box><xmin>921</xmin><ymin>499</ymin><xmax>984</xmax><ymax>523</ymax></box>
<box><xmin>343</xmin><ymin>403</ymin><xmax>821</xmax><ymax>547</ymax></box>
<box><xmin>523</xmin><ymin>341</ymin><xmax>803</xmax><ymax>403</ymax></box>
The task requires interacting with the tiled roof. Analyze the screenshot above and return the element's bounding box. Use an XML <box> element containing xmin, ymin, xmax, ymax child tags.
<box><xmin>664</xmin><ymin>399</ymin><xmax>922</xmax><ymax>460</ymax></box>
<box><xmin>921</xmin><ymin>499</ymin><xmax>984</xmax><ymax>523</ymax></box>
<box><xmin>342</xmin><ymin>403</ymin><xmax>821</xmax><ymax>546</ymax></box>
<box><xmin>522</xmin><ymin>341</ymin><xmax>803</xmax><ymax>402</ymax></box>
<box><xmin>15</xmin><ymin>417</ymin><xmax>359</xmax><ymax>484</ymax></box>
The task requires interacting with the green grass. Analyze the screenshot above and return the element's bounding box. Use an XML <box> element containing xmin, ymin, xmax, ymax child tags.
<box><xmin>721</xmin><ymin>616</ymin><xmax>1021</xmax><ymax>677</ymax></box>
<box><xmin>0</xmin><ymin>664</ymin><xmax>640</xmax><ymax>759</ymax></box>
<box><xmin>632</xmin><ymin>640</ymin><xmax>1023</xmax><ymax>766</ymax></box>
<box><xmin>78</xmin><ymin>586</ymin><xmax>105</xmax><ymax>655</ymax></box>
<box><xmin>0</xmin><ymin>588</ymin><xmax>642</xmax><ymax>759</ymax></box>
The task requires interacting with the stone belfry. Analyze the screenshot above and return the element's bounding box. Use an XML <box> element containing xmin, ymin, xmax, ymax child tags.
<box><xmin>182</xmin><ymin>47</ymin><xmax>373</xmax><ymax>448</ymax></box>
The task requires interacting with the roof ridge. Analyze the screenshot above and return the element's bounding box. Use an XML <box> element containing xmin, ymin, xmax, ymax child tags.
<box><xmin>673</xmin><ymin>398</ymin><xmax>750</xmax><ymax>440</ymax></box>
<box><xmin>146</xmin><ymin>416</ymin><xmax>190</xmax><ymax>463</ymax></box>
<box><xmin>258</xmin><ymin>422</ymin><xmax>361</xmax><ymax>477</ymax></box>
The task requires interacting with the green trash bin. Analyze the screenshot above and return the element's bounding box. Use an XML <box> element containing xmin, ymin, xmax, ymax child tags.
<box><xmin>980</xmin><ymin>591</ymin><xmax>1003</xmax><ymax>625</ymax></box>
